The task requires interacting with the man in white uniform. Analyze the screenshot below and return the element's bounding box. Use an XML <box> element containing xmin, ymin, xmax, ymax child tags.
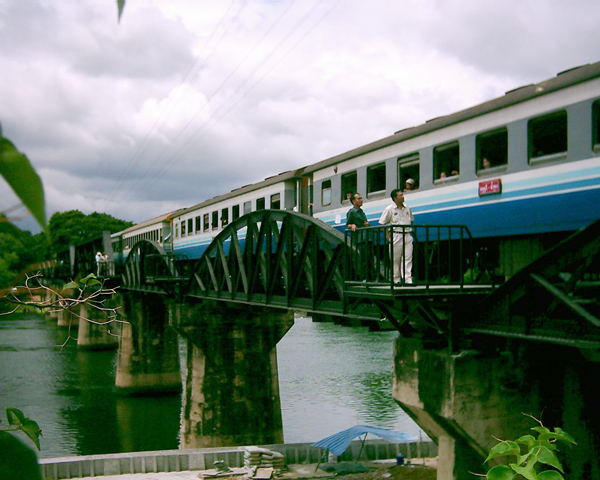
<box><xmin>378</xmin><ymin>189</ymin><xmax>414</xmax><ymax>284</ymax></box>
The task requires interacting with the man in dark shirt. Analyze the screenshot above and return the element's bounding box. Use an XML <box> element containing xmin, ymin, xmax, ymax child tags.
<box><xmin>346</xmin><ymin>193</ymin><xmax>372</xmax><ymax>280</ymax></box>
<box><xmin>346</xmin><ymin>193</ymin><xmax>370</xmax><ymax>231</ymax></box>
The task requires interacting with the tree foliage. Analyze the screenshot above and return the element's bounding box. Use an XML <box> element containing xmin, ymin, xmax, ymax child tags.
<box><xmin>48</xmin><ymin>210</ymin><xmax>133</xmax><ymax>253</ymax></box>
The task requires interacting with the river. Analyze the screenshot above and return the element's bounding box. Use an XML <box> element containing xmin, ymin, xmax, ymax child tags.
<box><xmin>0</xmin><ymin>312</ymin><xmax>425</xmax><ymax>459</ymax></box>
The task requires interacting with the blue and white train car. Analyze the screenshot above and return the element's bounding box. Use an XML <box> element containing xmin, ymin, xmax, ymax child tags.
<box><xmin>305</xmin><ymin>61</ymin><xmax>600</xmax><ymax>276</ymax></box>
<box><xmin>171</xmin><ymin>170</ymin><xmax>299</xmax><ymax>260</ymax></box>
<box><xmin>111</xmin><ymin>211</ymin><xmax>178</xmax><ymax>266</ymax></box>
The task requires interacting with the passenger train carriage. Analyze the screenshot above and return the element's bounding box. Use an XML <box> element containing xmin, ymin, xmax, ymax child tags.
<box><xmin>113</xmin><ymin>61</ymin><xmax>600</xmax><ymax>279</ymax></box>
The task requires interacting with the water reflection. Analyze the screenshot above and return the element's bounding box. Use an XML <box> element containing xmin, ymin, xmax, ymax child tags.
<box><xmin>0</xmin><ymin>313</ymin><xmax>423</xmax><ymax>458</ymax></box>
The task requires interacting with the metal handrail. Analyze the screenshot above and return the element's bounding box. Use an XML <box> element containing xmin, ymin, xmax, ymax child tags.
<box><xmin>344</xmin><ymin>224</ymin><xmax>477</xmax><ymax>290</ymax></box>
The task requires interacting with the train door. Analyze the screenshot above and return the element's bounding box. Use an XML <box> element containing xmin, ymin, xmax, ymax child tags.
<box><xmin>300</xmin><ymin>174</ymin><xmax>313</xmax><ymax>215</ymax></box>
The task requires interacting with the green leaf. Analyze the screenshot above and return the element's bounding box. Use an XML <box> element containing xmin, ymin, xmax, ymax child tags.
<box><xmin>510</xmin><ymin>462</ymin><xmax>538</xmax><ymax>480</ymax></box>
<box><xmin>486</xmin><ymin>441</ymin><xmax>520</xmax><ymax>462</ymax></box>
<box><xmin>536</xmin><ymin>446</ymin><xmax>563</xmax><ymax>472</ymax></box>
<box><xmin>553</xmin><ymin>428</ymin><xmax>577</xmax><ymax>445</ymax></box>
<box><xmin>517</xmin><ymin>434</ymin><xmax>537</xmax><ymax>449</ymax></box>
<box><xmin>487</xmin><ymin>465</ymin><xmax>515</xmax><ymax>480</ymax></box>
<box><xmin>117</xmin><ymin>0</ymin><xmax>125</xmax><ymax>22</ymax></box>
<box><xmin>0</xmin><ymin>137</ymin><xmax>46</xmax><ymax>228</ymax></box>
<box><xmin>532</xmin><ymin>426</ymin><xmax>551</xmax><ymax>435</ymax></box>
<box><xmin>63</xmin><ymin>281</ymin><xmax>79</xmax><ymax>290</ymax></box>
<box><xmin>6</xmin><ymin>408</ymin><xmax>27</xmax><ymax>426</ymax></box>
<box><xmin>20</xmin><ymin>419</ymin><xmax>42</xmax><ymax>450</ymax></box>
<box><xmin>537</xmin><ymin>471</ymin><xmax>564</xmax><ymax>480</ymax></box>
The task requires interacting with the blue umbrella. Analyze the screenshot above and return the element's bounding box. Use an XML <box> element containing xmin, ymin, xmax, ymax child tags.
<box><xmin>312</xmin><ymin>425</ymin><xmax>419</xmax><ymax>456</ymax></box>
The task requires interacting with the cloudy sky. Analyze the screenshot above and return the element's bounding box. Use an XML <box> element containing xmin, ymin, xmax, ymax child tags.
<box><xmin>1</xmin><ymin>0</ymin><xmax>599</xmax><ymax>232</ymax></box>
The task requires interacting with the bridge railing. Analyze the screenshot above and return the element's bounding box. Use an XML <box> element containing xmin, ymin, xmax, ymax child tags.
<box><xmin>344</xmin><ymin>224</ymin><xmax>478</xmax><ymax>289</ymax></box>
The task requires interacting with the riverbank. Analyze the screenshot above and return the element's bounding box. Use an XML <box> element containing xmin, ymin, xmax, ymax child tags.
<box><xmin>61</xmin><ymin>459</ymin><xmax>438</xmax><ymax>480</ymax></box>
<box><xmin>39</xmin><ymin>440</ymin><xmax>438</xmax><ymax>480</ymax></box>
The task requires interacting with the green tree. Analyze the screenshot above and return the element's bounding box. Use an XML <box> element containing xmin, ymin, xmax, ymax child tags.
<box><xmin>48</xmin><ymin>210</ymin><xmax>133</xmax><ymax>253</ymax></box>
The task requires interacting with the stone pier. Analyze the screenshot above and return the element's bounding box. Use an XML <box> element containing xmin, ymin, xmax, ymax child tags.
<box><xmin>392</xmin><ymin>336</ymin><xmax>600</xmax><ymax>480</ymax></box>
<box><xmin>173</xmin><ymin>302</ymin><xmax>294</xmax><ymax>449</ymax></box>
<box><xmin>115</xmin><ymin>293</ymin><xmax>182</xmax><ymax>395</ymax></box>
<box><xmin>76</xmin><ymin>302</ymin><xmax>119</xmax><ymax>350</ymax></box>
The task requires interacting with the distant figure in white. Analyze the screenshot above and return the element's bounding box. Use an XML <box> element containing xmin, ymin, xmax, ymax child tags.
<box><xmin>95</xmin><ymin>251</ymin><xmax>102</xmax><ymax>277</ymax></box>
<box><xmin>378</xmin><ymin>189</ymin><xmax>414</xmax><ymax>284</ymax></box>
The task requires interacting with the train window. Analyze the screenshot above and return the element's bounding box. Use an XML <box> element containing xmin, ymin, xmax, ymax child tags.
<box><xmin>528</xmin><ymin>110</ymin><xmax>567</xmax><ymax>163</ymax></box>
<box><xmin>321</xmin><ymin>180</ymin><xmax>332</xmax><ymax>206</ymax></box>
<box><xmin>221</xmin><ymin>208</ymin><xmax>229</xmax><ymax>227</ymax></box>
<box><xmin>477</xmin><ymin>128</ymin><xmax>508</xmax><ymax>172</ymax></box>
<box><xmin>175</xmin><ymin>223</ymin><xmax>179</xmax><ymax>239</ymax></box>
<box><xmin>187</xmin><ymin>218</ymin><xmax>193</xmax><ymax>235</ymax></box>
<box><xmin>367</xmin><ymin>163</ymin><xmax>386</xmax><ymax>196</ymax></box>
<box><xmin>593</xmin><ymin>100</ymin><xmax>600</xmax><ymax>151</ymax></box>
<box><xmin>398</xmin><ymin>154</ymin><xmax>419</xmax><ymax>192</ymax></box>
<box><xmin>195</xmin><ymin>216</ymin><xmax>201</xmax><ymax>232</ymax></box>
<box><xmin>243</xmin><ymin>201</ymin><xmax>252</xmax><ymax>214</ymax></box>
<box><xmin>203</xmin><ymin>213</ymin><xmax>209</xmax><ymax>232</ymax></box>
<box><xmin>341</xmin><ymin>171</ymin><xmax>357</xmax><ymax>202</ymax></box>
<box><xmin>232</xmin><ymin>204</ymin><xmax>240</xmax><ymax>220</ymax></box>
<box><xmin>181</xmin><ymin>221</ymin><xmax>186</xmax><ymax>236</ymax></box>
<box><xmin>270</xmin><ymin>193</ymin><xmax>281</xmax><ymax>209</ymax></box>
<box><xmin>256</xmin><ymin>197</ymin><xmax>266</xmax><ymax>210</ymax></box>
<box><xmin>434</xmin><ymin>142</ymin><xmax>459</xmax><ymax>180</ymax></box>
<box><xmin>211</xmin><ymin>211</ymin><xmax>218</xmax><ymax>230</ymax></box>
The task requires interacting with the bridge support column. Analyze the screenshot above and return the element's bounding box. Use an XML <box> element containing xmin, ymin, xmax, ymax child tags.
<box><xmin>115</xmin><ymin>293</ymin><xmax>181</xmax><ymax>395</ymax></box>
<box><xmin>76</xmin><ymin>303</ymin><xmax>119</xmax><ymax>350</ymax></box>
<box><xmin>174</xmin><ymin>303</ymin><xmax>294</xmax><ymax>448</ymax></box>
<box><xmin>392</xmin><ymin>337</ymin><xmax>600</xmax><ymax>480</ymax></box>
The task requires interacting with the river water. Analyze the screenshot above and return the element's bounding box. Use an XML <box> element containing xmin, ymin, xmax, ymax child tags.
<box><xmin>0</xmin><ymin>312</ymin><xmax>424</xmax><ymax>459</ymax></box>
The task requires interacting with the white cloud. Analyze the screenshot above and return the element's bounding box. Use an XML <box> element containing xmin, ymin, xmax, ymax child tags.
<box><xmin>2</xmin><ymin>0</ymin><xmax>600</xmax><ymax>233</ymax></box>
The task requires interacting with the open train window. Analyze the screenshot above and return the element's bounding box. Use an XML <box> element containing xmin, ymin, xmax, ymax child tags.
<box><xmin>181</xmin><ymin>221</ymin><xmax>186</xmax><ymax>236</ymax></box>
<box><xmin>195</xmin><ymin>216</ymin><xmax>201</xmax><ymax>232</ymax></box>
<box><xmin>434</xmin><ymin>141</ymin><xmax>459</xmax><ymax>180</ymax></box>
<box><xmin>367</xmin><ymin>163</ymin><xmax>386</xmax><ymax>196</ymax></box>
<box><xmin>203</xmin><ymin>213</ymin><xmax>209</xmax><ymax>232</ymax></box>
<box><xmin>232</xmin><ymin>205</ymin><xmax>240</xmax><ymax>221</ymax></box>
<box><xmin>528</xmin><ymin>110</ymin><xmax>567</xmax><ymax>163</ymax></box>
<box><xmin>188</xmin><ymin>218</ymin><xmax>193</xmax><ymax>235</ymax></box>
<box><xmin>341</xmin><ymin>171</ymin><xmax>357</xmax><ymax>202</ymax></box>
<box><xmin>593</xmin><ymin>100</ymin><xmax>600</xmax><ymax>152</ymax></box>
<box><xmin>256</xmin><ymin>197</ymin><xmax>265</xmax><ymax>210</ymax></box>
<box><xmin>398</xmin><ymin>154</ymin><xmax>419</xmax><ymax>192</ymax></box>
<box><xmin>321</xmin><ymin>180</ymin><xmax>332</xmax><ymax>206</ymax></box>
<box><xmin>221</xmin><ymin>208</ymin><xmax>228</xmax><ymax>227</ymax></box>
<box><xmin>211</xmin><ymin>211</ymin><xmax>218</xmax><ymax>230</ymax></box>
<box><xmin>243</xmin><ymin>201</ymin><xmax>252</xmax><ymax>214</ymax></box>
<box><xmin>271</xmin><ymin>193</ymin><xmax>281</xmax><ymax>209</ymax></box>
<box><xmin>477</xmin><ymin>128</ymin><xmax>508</xmax><ymax>172</ymax></box>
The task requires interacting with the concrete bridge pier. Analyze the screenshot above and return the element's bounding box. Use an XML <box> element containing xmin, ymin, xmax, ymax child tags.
<box><xmin>77</xmin><ymin>302</ymin><xmax>119</xmax><ymax>350</ymax></box>
<box><xmin>392</xmin><ymin>337</ymin><xmax>600</xmax><ymax>480</ymax></box>
<box><xmin>115</xmin><ymin>293</ymin><xmax>182</xmax><ymax>395</ymax></box>
<box><xmin>173</xmin><ymin>303</ymin><xmax>294</xmax><ymax>449</ymax></box>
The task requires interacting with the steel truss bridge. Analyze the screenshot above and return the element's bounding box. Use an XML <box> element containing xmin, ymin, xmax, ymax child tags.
<box><xmin>50</xmin><ymin>211</ymin><xmax>600</xmax><ymax>351</ymax></box>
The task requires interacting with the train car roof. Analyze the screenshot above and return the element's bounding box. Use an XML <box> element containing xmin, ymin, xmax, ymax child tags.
<box><xmin>303</xmin><ymin>61</ymin><xmax>600</xmax><ymax>174</ymax></box>
<box><xmin>112</xmin><ymin>210</ymin><xmax>184</xmax><ymax>237</ymax></box>
<box><xmin>173</xmin><ymin>169</ymin><xmax>300</xmax><ymax>217</ymax></box>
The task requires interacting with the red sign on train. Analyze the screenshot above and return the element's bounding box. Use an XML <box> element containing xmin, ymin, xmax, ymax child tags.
<box><xmin>479</xmin><ymin>179</ymin><xmax>502</xmax><ymax>196</ymax></box>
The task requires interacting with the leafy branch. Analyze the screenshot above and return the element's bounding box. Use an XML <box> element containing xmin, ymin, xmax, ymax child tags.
<box><xmin>481</xmin><ymin>415</ymin><xmax>576</xmax><ymax>480</ymax></box>
<box><xmin>1</xmin><ymin>408</ymin><xmax>42</xmax><ymax>451</ymax></box>
<box><xmin>1</xmin><ymin>272</ymin><xmax>125</xmax><ymax>347</ymax></box>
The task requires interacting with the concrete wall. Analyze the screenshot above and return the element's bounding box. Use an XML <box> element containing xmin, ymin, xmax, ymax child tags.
<box><xmin>392</xmin><ymin>336</ymin><xmax>600</xmax><ymax>480</ymax></box>
<box><xmin>39</xmin><ymin>439</ymin><xmax>438</xmax><ymax>480</ymax></box>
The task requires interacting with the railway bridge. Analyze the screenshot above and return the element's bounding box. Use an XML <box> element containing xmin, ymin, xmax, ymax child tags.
<box><xmin>44</xmin><ymin>211</ymin><xmax>600</xmax><ymax>480</ymax></box>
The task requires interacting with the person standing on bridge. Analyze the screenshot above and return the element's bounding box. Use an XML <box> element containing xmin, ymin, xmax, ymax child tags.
<box><xmin>346</xmin><ymin>193</ymin><xmax>372</xmax><ymax>280</ymax></box>
<box><xmin>379</xmin><ymin>189</ymin><xmax>414</xmax><ymax>284</ymax></box>
<box><xmin>95</xmin><ymin>251</ymin><xmax>102</xmax><ymax>277</ymax></box>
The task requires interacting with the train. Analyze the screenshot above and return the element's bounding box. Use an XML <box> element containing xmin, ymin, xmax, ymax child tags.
<box><xmin>111</xmin><ymin>60</ymin><xmax>600</xmax><ymax>279</ymax></box>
